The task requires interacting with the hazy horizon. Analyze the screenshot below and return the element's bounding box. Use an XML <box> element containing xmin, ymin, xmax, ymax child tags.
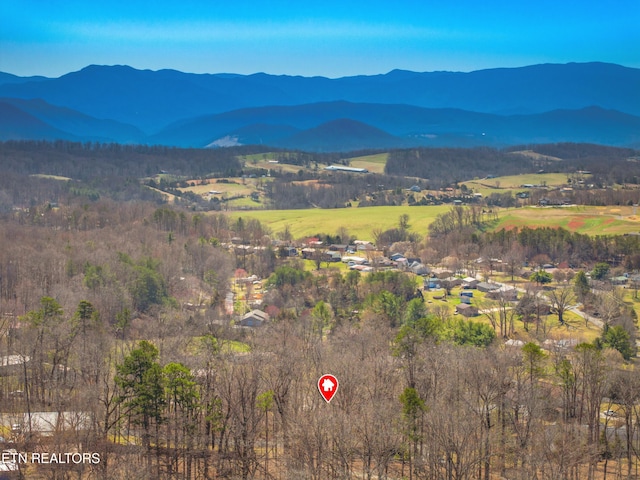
<box><xmin>2</xmin><ymin>0</ymin><xmax>639</xmax><ymax>78</ymax></box>
<box><xmin>4</xmin><ymin>60</ymin><xmax>639</xmax><ymax>81</ymax></box>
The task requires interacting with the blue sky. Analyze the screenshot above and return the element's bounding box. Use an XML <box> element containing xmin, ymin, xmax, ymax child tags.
<box><xmin>1</xmin><ymin>1</ymin><xmax>639</xmax><ymax>77</ymax></box>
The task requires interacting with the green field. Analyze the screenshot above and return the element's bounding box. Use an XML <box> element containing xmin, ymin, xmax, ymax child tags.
<box><xmin>223</xmin><ymin>203</ymin><xmax>640</xmax><ymax>241</ymax></box>
<box><xmin>239</xmin><ymin>152</ymin><xmax>309</xmax><ymax>174</ymax></box>
<box><xmin>226</xmin><ymin>205</ymin><xmax>450</xmax><ymax>240</ymax></box>
<box><xmin>462</xmin><ymin>172</ymin><xmax>574</xmax><ymax>196</ymax></box>
<box><xmin>179</xmin><ymin>178</ymin><xmax>256</xmax><ymax>196</ymax></box>
<box><xmin>31</xmin><ymin>174</ymin><xmax>72</xmax><ymax>181</ymax></box>
<box><xmin>493</xmin><ymin>205</ymin><xmax>640</xmax><ymax>236</ymax></box>
<box><xmin>237</xmin><ymin>152</ymin><xmax>390</xmax><ymax>175</ymax></box>
<box><xmin>226</xmin><ymin>196</ymin><xmax>263</xmax><ymax>208</ymax></box>
<box><xmin>347</xmin><ymin>153</ymin><xmax>389</xmax><ymax>174</ymax></box>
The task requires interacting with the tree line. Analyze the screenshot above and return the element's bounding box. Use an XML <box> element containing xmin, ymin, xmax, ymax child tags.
<box><xmin>8</xmin><ymin>293</ymin><xmax>640</xmax><ymax>479</ymax></box>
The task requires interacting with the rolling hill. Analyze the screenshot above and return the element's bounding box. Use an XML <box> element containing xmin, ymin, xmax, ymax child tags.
<box><xmin>1</xmin><ymin>62</ymin><xmax>639</xmax><ymax>150</ymax></box>
<box><xmin>0</xmin><ymin>101</ymin><xmax>76</xmax><ymax>141</ymax></box>
<box><xmin>156</xmin><ymin>102</ymin><xmax>640</xmax><ymax>150</ymax></box>
<box><xmin>275</xmin><ymin>118</ymin><xmax>407</xmax><ymax>151</ymax></box>
<box><xmin>1</xmin><ymin>62</ymin><xmax>638</xmax><ymax>132</ymax></box>
<box><xmin>0</xmin><ymin>97</ymin><xmax>144</xmax><ymax>143</ymax></box>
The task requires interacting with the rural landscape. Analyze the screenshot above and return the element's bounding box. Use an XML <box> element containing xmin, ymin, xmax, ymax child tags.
<box><xmin>0</xmin><ymin>135</ymin><xmax>640</xmax><ymax>479</ymax></box>
<box><xmin>2</xmin><ymin>3</ymin><xmax>640</xmax><ymax>476</ymax></box>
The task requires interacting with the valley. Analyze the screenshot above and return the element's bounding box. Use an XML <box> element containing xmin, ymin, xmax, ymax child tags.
<box><xmin>2</xmin><ymin>0</ymin><xmax>638</xmax><ymax>473</ymax></box>
<box><xmin>1</xmin><ymin>65</ymin><xmax>640</xmax><ymax>480</ymax></box>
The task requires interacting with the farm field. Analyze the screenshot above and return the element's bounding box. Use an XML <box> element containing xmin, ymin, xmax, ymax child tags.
<box><xmin>493</xmin><ymin>205</ymin><xmax>640</xmax><ymax>236</ymax></box>
<box><xmin>238</xmin><ymin>152</ymin><xmax>309</xmax><ymax>174</ymax></box>
<box><xmin>225</xmin><ymin>205</ymin><xmax>451</xmax><ymax>240</ymax></box>
<box><xmin>508</xmin><ymin>149</ymin><xmax>563</xmax><ymax>163</ymax></box>
<box><xmin>30</xmin><ymin>173</ymin><xmax>72</xmax><ymax>181</ymax></box>
<box><xmin>144</xmin><ymin>185</ymin><xmax>178</xmax><ymax>203</ymax></box>
<box><xmin>347</xmin><ymin>152</ymin><xmax>389</xmax><ymax>173</ymax></box>
<box><xmin>178</xmin><ymin>178</ymin><xmax>257</xmax><ymax>197</ymax></box>
<box><xmin>224</xmin><ymin>203</ymin><xmax>640</xmax><ymax>240</ymax></box>
<box><xmin>238</xmin><ymin>151</ymin><xmax>390</xmax><ymax>174</ymax></box>
<box><xmin>462</xmin><ymin>172</ymin><xmax>575</xmax><ymax>196</ymax></box>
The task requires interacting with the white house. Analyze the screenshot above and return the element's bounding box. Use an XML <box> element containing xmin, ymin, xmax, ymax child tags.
<box><xmin>239</xmin><ymin>310</ymin><xmax>270</xmax><ymax>327</ymax></box>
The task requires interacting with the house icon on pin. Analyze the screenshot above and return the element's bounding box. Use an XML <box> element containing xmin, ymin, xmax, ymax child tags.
<box><xmin>318</xmin><ymin>374</ymin><xmax>339</xmax><ymax>403</ymax></box>
<box><xmin>321</xmin><ymin>377</ymin><xmax>335</xmax><ymax>392</ymax></box>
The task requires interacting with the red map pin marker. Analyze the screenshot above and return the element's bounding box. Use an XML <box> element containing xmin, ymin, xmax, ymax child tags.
<box><xmin>318</xmin><ymin>374</ymin><xmax>339</xmax><ymax>403</ymax></box>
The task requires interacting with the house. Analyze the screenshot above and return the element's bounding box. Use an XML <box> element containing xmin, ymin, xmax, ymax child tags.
<box><xmin>456</xmin><ymin>304</ymin><xmax>479</xmax><ymax>317</ymax></box>
<box><xmin>2</xmin><ymin>411</ymin><xmax>91</xmax><ymax>437</ymax></box>
<box><xmin>351</xmin><ymin>264</ymin><xmax>373</xmax><ymax>272</ymax></box>
<box><xmin>628</xmin><ymin>274</ymin><xmax>640</xmax><ymax>287</ymax></box>
<box><xmin>324</xmin><ymin>251</ymin><xmax>342</xmax><ymax>262</ymax></box>
<box><xmin>432</xmin><ymin>269</ymin><xmax>454</xmax><ymax>279</ymax></box>
<box><xmin>0</xmin><ymin>355</ymin><xmax>29</xmax><ymax>376</ymax></box>
<box><xmin>442</xmin><ymin>276</ymin><xmax>463</xmax><ymax>287</ymax></box>
<box><xmin>280</xmin><ymin>246</ymin><xmax>298</xmax><ymax>257</ymax></box>
<box><xmin>324</xmin><ymin>165</ymin><xmax>369</xmax><ymax>173</ymax></box>
<box><xmin>301</xmin><ymin>247</ymin><xmax>317</xmax><ymax>259</ymax></box>
<box><xmin>462</xmin><ymin>277</ymin><xmax>479</xmax><ymax>289</ymax></box>
<box><xmin>303</xmin><ymin>237</ymin><xmax>323</xmax><ymax>246</ymax></box>
<box><xmin>477</xmin><ymin>282</ymin><xmax>500</xmax><ymax>293</ymax></box>
<box><xmin>341</xmin><ymin>255</ymin><xmax>366</xmax><ymax>264</ymax></box>
<box><xmin>543</xmin><ymin>338</ymin><xmax>579</xmax><ymax>350</ymax></box>
<box><xmin>239</xmin><ymin>310</ymin><xmax>270</xmax><ymax>327</ymax></box>
<box><xmin>410</xmin><ymin>262</ymin><xmax>430</xmax><ymax>276</ymax></box>
<box><xmin>610</xmin><ymin>275</ymin><xmax>628</xmax><ymax>285</ymax></box>
<box><xmin>487</xmin><ymin>287</ymin><xmax>518</xmax><ymax>301</ymax></box>
<box><xmin>424</xmin><ymin>277</ymin><xmax>441</xmax><ymax>289</ymax></box>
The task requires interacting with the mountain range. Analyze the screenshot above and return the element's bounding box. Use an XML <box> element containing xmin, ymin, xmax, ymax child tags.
<box><xmin>1</xmin><ymin>62</ymin><xmax>639</xmax><ymax>151</ymax></box>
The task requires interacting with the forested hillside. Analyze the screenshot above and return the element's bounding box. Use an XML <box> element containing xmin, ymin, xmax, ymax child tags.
<box><xmin>3</xmin><ymin>141</ymin><xmax>640</xmax><ymax>478</ymax></box>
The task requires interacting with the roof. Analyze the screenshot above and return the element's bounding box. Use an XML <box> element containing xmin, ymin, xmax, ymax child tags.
<box><xmin>242</xmin><ymin>309</ymin><xmax>270</xmax><ymax>322</ymax></box>
<box><xmin>324</xmin><ymin>165</ymin><xmax>369</xmax><ymax>173</ymax></box>
<box><xmin>456</xmin><ymin>303</ymin><xmax>477</xmax><ymax>310</ymax></box>
<box><xmin>0</xmin><ymin>355</ymin><xmax>29</xmax><ymax>367</ymax></box>
<box><xmin>1</xmin><ymin>411</ymin><xmax>91</xmax><ymax>435</ymax></box>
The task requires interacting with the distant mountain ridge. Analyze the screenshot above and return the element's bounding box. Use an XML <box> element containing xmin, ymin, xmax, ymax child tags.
<box><xmin>153</xmin><ymin>102</ymin><xmax>640</xmax><ymax>150</ymax></box>
<box><xmin>1</xmin><ymin>62</ymin><xmax>639</xmax><ymax>150</ymax></box>
<box><xmin>0</xmin><ymin>97</ymin><xmax>144</xmax><ymax>143</ymax></box>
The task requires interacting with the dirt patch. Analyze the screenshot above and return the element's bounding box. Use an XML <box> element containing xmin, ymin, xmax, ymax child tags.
<box><xmin>292</xmin><ymin>180</ymin><xmax>329</xmax><ymax>189</ymax></box>
<box><xmin>567</xmin><ymin>218</ymin><xmax>585</xmax><ymax>229</ymax></box>
<box><xmin>292</xmin><ymin>180</ymin><xmax>320</xmax><ymax>186</ymax></box>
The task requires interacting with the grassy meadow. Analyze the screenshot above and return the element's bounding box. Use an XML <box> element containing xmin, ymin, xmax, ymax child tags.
<box><xmin>226</xmin><ymin>205</ymin><xmax>450</xmax><ymax>240</ymax></box>
<box><xmin>238</xmin><ymin>151</ymin><xmax>390</xmax><ymax>175</ymax></box>
<box><xmin>492</xmin><ymin>205</ymin><xmax>640</xmax><ymax>236</ymax></box>
<box><xmin>223</xmin><ymin>204</ymin><xmax>640</xmax><ymax>240</ymax></box>
<box><xmin>179</xmin><ymin>178</ymin><xmax>257</xmax><ymax>197</ymax></box>
<box><xmin>462</xmin><ymin>172</ymin><xmax>576</xmax><ymax>197</ymax></box>
<box><xmin>347</xmin><ymin>153</ymin><xmax>389</xmax><ymax>174</ymax></box>
<box><xmin>238</xmin><ymin>152</ymin><xmax>308</xmax><ymax>174</ymax></box>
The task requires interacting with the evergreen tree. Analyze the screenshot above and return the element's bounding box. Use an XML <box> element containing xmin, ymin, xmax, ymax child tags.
<box><xmin>574</xmin><ymin>270</ymin><xmax>590</xmax><ymax>302</ymax></box>
<box><xmin>115</xmin><ymin>341</ymin><xmax>166</xmax><ymax>454</ymax></box>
